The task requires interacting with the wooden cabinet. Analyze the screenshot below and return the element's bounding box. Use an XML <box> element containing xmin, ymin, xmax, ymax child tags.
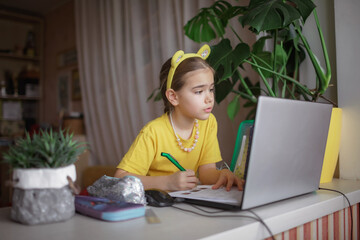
<box><xmin>0</xmin><ymin>145</ymin><xmax>11</xmax><ymax>207</ymax></box>
<box><xmin>0</xmin><ymin>9</ymin><xmax>43</xmax><ymax>139</ymax></box>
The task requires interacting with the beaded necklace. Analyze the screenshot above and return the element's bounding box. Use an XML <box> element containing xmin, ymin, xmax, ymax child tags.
<box><xmin>169</xmin><ymin>112</ymin><xmax>199</xmax><ymax>152</ymax></box>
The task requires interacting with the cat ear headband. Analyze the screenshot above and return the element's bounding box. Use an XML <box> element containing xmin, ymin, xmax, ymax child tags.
<box><xmin>166</xmin><ymin>44</ymin><xmax>211</xmax><ymax>90</ymax></box>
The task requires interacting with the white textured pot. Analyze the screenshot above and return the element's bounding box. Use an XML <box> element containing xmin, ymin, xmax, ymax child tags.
<box><xmin>11</xmin><ymin>164</ymin><xmax>76</xmax><ymax>225</ymax></box>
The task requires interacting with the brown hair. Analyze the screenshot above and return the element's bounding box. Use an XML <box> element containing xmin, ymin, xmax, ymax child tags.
<box><xmin>159</xmin><ymin>57</ymin><xmax>214</xmax><ymax>113</ymax></box>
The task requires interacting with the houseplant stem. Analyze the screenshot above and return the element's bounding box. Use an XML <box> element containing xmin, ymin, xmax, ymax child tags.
<box><xmin>250</xmin><ymin>57</ymin><xmax>276</xmax><ymax>97</ymax></box>
<box><xmin>295</xmin><ymin>9</ymin><xmax>331</xmax><ymax>97</ymax></box>
<box><xmin>244</xmin><ymin>59</ymin><xmax>313</xmax><ymax>96</ymax></box>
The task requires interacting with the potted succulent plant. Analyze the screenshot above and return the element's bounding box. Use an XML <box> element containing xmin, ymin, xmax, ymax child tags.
<box><xmin>2</xmin><ymin>129</ymin><xmax>86</xmax><ymax>225</ymax></box>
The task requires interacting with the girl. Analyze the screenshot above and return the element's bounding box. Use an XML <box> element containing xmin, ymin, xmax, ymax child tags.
<box><xmin>114</xmin><ymin>45</ymin><xmax>243</xmax><ymax>191</ymax></box>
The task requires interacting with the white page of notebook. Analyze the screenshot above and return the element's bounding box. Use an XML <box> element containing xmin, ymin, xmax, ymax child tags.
<box><xmin>169</xmin><ymin>185</ymin><xmax>243</xmax><ymax>205</ymax></box>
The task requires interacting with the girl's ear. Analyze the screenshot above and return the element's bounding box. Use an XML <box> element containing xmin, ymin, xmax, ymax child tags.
<box><xmin>165</xmin><ymin>89</ymin><xmax>179</xmax><ymax>106</ymax></box>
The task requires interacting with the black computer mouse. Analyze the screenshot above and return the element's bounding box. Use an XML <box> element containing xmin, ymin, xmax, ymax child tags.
<box><xmin>145</xmin><ymin>189</ymin><xmax>175</xmax><ymax>207</ymax></box>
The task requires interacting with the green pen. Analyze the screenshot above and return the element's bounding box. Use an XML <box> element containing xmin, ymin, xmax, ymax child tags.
<box><xmin>161</xmin><ymin>152</ymin><xmax>186</xmax><ymax>171</ymax></box>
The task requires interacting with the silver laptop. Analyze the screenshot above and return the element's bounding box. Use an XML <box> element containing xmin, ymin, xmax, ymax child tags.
<box><xmin>173</xmin><ymin>96</ymin><xmax>332</xmax><ymax>210</ymax></box>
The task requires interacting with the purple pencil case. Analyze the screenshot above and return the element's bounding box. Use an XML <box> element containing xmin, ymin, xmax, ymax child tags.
<box><xmin>75</xmin><ymin>195</ymin><xmax>145</xmax><ymax>221</ymax></box>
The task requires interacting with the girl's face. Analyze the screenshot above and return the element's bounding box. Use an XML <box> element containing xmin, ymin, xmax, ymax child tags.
<box><xmin>174</xmin><ymin>68</ymin><xmax>215</xmax><ymax>121</ymax></box>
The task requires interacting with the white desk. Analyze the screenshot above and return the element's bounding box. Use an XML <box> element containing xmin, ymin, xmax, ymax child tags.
<box><xmin>1</xmin><ymin>179</ymin><xmax>360</xmax><ymax>240</ymax></box>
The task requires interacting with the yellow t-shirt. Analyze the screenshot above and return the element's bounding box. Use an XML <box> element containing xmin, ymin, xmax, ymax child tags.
<box><xmin>117</xmin><ymin>113</ymin><xmax>222</xmax><ymax>176</ymax></box>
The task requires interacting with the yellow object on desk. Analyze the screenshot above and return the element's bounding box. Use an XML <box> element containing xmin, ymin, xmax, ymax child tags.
<box><xmin>320</xmin><ymin>108</ymin><xmax>342</xmax><ymax>183</ymax></box>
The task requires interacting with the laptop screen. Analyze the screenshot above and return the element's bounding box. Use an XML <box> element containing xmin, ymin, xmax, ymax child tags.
<box><xmin>241</xmin><ymin>96</ymin><xmax>332</xmax><ymax>209</ymax></box>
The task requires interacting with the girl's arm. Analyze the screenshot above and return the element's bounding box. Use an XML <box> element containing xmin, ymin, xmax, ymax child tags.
<box><xmin>198</xmin><ymin>163</ymin><xmax>244</xmax><ymax>191</ymax></box>
<box><xmin>114</xmin><ymin>168</ymin><xmax>198</xmax><ymax>191</ymax></box>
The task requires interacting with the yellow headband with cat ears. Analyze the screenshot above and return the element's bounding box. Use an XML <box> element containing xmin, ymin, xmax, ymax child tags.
<box><xmin>166</xmin><ymin>44</ymin><xmax>211</xmax><ymax>90</ymax></box>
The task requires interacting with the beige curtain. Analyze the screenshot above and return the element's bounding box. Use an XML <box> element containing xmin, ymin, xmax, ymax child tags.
<box><xmin>74</xmin><ymin>0</ymin><xmax>216</xmax><ymax>165</ymax></box>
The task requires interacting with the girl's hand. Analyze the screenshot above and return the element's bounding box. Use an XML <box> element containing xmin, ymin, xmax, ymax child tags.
<box><xmin>212</xmin><ymin>169</ymin><xmax>244</xmax><ymax>191</ymax></box>
<box><xmin>167</xmin><ymin>170</ymin><xmax>198</xmax><ymax>191</ymax></box>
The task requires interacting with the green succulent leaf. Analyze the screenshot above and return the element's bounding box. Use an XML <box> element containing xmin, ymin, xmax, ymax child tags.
<box><xmin>1</xmin><ymin>129</ymin><xmax>88</xmax><ymax>169</ymax></box>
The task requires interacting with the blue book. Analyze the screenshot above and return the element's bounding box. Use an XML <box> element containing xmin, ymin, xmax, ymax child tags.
<box><xmin>75</xmin><ymin>195</ymin><xmax>145</xmax><ymax>222</ymax></box>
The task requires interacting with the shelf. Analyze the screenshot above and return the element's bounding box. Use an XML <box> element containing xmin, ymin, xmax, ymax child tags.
<box><xmin>0</xmin><ymin>136</ymin><xmax>16</xmax><ymax>143</ymax></box>
<box><xmin>0</xmin><ymin>95</ymin><xmax>40</xmax><ymax>101</ymax></box>
<box><xmin>0</xmin><ymin>9</ymin><xmax>43</xmax><ymax>131</ymax></box>
<box><xmin>0</xmin><ymin>9</ymin><xmax>43</xmax><ymax>24</ymax></box>
<box><xmin>0</xmin><ymin>53</ymin><xmax>40</xmax><ymax>62</ymax></box>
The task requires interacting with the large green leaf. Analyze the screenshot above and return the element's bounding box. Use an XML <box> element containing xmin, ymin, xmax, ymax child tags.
<box><xmin>208</xmin><ymin>39</ymin><xmax>250</xmax><ymax>82</ymax></box>
<box><xmin>283</xmin><ymin>39</ymin><xmax>306</xmax><ymax>77</ymax></box>
<box><xmin>252</xmin><ymin>36</ymin><xmax>271</xmax><ymax>54</ymax></box>
<box><xmin>239</xmin><ymin>0</ymin><xmax>316</xmax><ymax>33</ymax></box>
<box><xmin>227</xmin><ymin>95</ymin><xmax>241</xmax><ymax>120</ymax></box>
<box><xmin>184</xmin><ymin>1</ymin><xmax>246</xmax><ymax>42</ymax></box>
<box><xmin>274</xmin><ymin>43</ymin><xmax>288</xmax><ymax>68</ymax></box>
<box><xmin>291</xmin><ymin>0</ymin><xmax>316</xmax><ymax>22</ymax></box>
<box><xmin>215</xmin><ymin>78</ymin><xmax>233</xmax><ymax>104</ymax></box>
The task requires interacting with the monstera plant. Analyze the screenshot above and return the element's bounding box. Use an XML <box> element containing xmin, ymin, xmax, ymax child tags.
<box><xmin>183</xmin><ymin>0</ymin><xmax>341</xmax><ymax>185</ymax></box>
<box><xmin>183</xmin><ymin>0</ymin><xmax>332</xmax><ymax>119</ymax></box>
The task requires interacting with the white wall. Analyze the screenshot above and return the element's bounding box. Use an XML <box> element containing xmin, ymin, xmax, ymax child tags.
<box><xmin>334</xmin><ymin>0</ymin><xmax>360</xmax><ymax>179</ymax></box>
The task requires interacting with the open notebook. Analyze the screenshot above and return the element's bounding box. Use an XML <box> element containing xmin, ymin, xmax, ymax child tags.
<box><xmin>170</xmin><ymin>185</ymin><xmax>243</xmax><ymax>206</ymax></box>
<box><xmin>170</xmin><ymin>96</ymin><xmax>332</xmax><ymax>210</ymax></box>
